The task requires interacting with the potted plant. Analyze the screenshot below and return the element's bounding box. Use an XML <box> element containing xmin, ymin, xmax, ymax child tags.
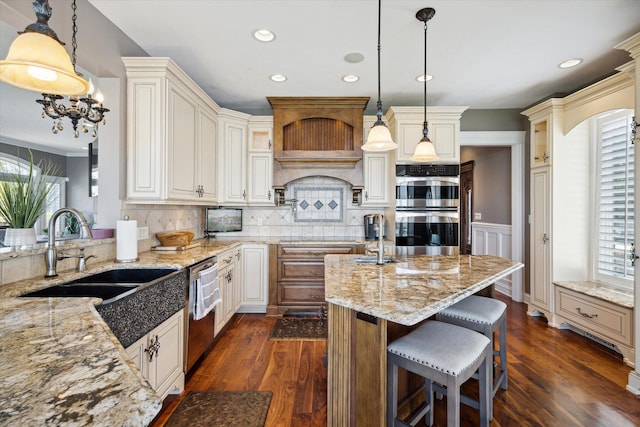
<box><xmin>0</xmin><ymin>151</ymin><xmax>61</xmax><ymax>248</ymax></box>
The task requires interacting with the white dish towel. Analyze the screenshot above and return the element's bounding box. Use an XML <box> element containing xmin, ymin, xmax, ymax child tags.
<box><xmin>193</xmin><ymin>264</ymin><xmax>220</xmax><ymax>321</ymax></box>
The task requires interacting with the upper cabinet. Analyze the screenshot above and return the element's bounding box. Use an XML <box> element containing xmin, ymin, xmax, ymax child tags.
<box><xmin>123</xmin><ymin>57</ymin><xmax>220</xmax><ymax>204</ymax></box>
<box><xmin>361</xmin><ymin>115</ymin><xmax>390</xmax><ymax>206</ymax></box>
<box><xmin>217</xmin><ymin>109</ymin><xmax>250</xmax><ymax>205</ymax></box>
<box><xmin>522</xmin><ymin>100</ymin><xmax>564</xmax><ymax>169</ymax></box>
<box><xmin>386</xmin><ymin>106</ymin><xmax>468</xmax><ymax>163</ymax></box>
<box><xmin>247</xmin><ymin>117</ymin><xmax>274</xmax><ymax>205</ymax></box>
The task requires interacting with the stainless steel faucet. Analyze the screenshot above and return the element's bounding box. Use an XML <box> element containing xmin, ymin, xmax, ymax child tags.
<box><xmin>375</xmin><ymin>213</ymin><xmax>385</xmax><ymax>265</ymax></box>
<box><xmin>45</xmin><ymin>208</ymin><xmax>94</xmax><ymax>277</ymax></box>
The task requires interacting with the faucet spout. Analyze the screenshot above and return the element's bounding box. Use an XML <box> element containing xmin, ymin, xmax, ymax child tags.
<box><xmin>45</xmin><ymin>208</ymin><xmax>93</xmax><ymax>278</ymax></box>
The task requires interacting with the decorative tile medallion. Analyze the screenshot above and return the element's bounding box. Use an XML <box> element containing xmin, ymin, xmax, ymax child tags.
<box><xmin>293</xmin><ymin>186</ymin><xmax>344</xmax><ymax>223</ymax></box>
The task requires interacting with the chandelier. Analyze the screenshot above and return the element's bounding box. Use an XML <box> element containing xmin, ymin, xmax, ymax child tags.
<box><xmin>36</xmin><ymin>0</ymin><xmax>109</xmax><ymax>138</ymax></box>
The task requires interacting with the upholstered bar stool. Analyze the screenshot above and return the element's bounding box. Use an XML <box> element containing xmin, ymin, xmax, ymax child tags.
<box><xmin>387</xmin><ymin>321</ymin><xmax>491</xmax><ymax>427</ymax></box>
<box><xmin>436</xmin><ymin>295</ymin><xmax>508</xmax><ymax>418</ymax></box>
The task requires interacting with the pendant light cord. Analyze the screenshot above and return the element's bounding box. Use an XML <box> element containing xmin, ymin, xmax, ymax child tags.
<box><xmin>423</xmin><ymin>19</ymin><xmax>428</xmax><ymax>138</ymax></box>
<box><xmin>71</xmin><ymin>0</ymin><xmax>78</xmax><ymax>72</ymax></box>
<box><xmin>376</xmin><ymin>0</ymin><xmax>383</xmax><ymax>123</ymax></box>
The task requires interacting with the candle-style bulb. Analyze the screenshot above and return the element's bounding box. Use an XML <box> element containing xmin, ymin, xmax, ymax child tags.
<box><xmin>87</xmin><ymin>79</ymin><xmax>95</xmax><ymax>96</ymax></box>
<box><xmin>95</xmin><ymin>89</ymin><xmax>104</xmax><ymax>104</ymax></box>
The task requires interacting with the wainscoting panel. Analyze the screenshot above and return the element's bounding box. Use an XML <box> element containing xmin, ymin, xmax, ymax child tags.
<box><xmin>472</xmin><ymin>222</ymin><xmax>513</xmax><ymax>296</ymax></box>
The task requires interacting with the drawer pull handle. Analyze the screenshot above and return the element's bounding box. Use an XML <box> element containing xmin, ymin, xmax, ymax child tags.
<box><xmin>576</xmin><ymin>307</ymin><xmax>598</xmax><ymax>319</ymax></box>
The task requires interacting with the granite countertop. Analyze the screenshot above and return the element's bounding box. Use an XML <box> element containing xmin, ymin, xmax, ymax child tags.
<box><xmin>0</xmin><ymin>238</ymin><xmax>244</xmax><ymax>427</ymax></box>
<box><xmin>0</xmin><ymin>236</ymin><xmax>383</xmax><ymax>426</ymax></box>
<box><xmin>0</xmin><ymin>298</ymin><xmax>161</xmax><ymax>426</ymax></box>
<box><xmin>324</xmin><ymin>254</ymin><xmax>524</xmax><ymax>326</ymax></box>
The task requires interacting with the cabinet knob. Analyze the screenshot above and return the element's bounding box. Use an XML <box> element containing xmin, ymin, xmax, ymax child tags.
<box><xmin>144</xmin><ymin>335</ymin><xmax>161</xmax><ymax>362</ymax></box>
<box><xmin>242</xmin><ymin>190</ymin><xmax>246</xmax><ymax>200</ymax></box>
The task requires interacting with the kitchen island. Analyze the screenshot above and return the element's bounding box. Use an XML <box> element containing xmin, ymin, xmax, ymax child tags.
<box><xmin>324</xmin><ymin>254</ymin><xmax>524</xmax><ymax>426</ymax></box>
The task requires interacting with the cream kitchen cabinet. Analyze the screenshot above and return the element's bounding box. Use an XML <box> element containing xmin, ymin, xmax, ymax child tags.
<box><xmin>386</xmin><ymin>106</ymin><xmax>467</xmax><ymax>163</ymax></box>
<box><xmin>214</xmin><ymin>248</ymin><xmax>242</xmax><ymax>334</ymax></box>
<box><xmin>239</xmin><ymin>243</ymin><xmax>269</xmax><ymax>312</ymax></box>
<box><xmin>125</xmin><ymin>309</ymin><xmax>185</xmax><ymax>400</ymax></box>
<box><xmin>123</xmin><ymin>57</ymin><xmax>220</xmax><ymax>204</ymax></box>
<box><xmin>529</xmin><ymin>167</ymin><xmax>552</xmax><ymax>318</ymax></box>
<box><xmin>361</xmin><ymin>115</ymin><xmax>390</xmax><ymax>206</ymax></box>
<box><xmin>217</xmin><ymin>109</ymin><xmax>250</xmax><ymax>205</ymax></box>
<box><xmin>247</xmin><ymin>117</ymin><xmax>274</xmax><ymax>205</ymax></box>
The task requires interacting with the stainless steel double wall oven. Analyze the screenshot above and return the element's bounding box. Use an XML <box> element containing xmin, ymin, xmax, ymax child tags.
<box><xmin>395</xmin><ymin>164</ymin><xmax>460</xmax><ymax>256</ymax></box>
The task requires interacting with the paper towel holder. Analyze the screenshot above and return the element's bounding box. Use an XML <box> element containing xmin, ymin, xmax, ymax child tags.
<box><xmin>116</xmin><ymin>216</ymin><xmax>140</xmax><ymax>263</ymax></box>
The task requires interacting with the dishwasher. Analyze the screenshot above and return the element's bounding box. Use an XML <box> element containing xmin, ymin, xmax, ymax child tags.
<box><xmin>184</xmin><ymin>256</ymin><xmax>219</xmax><ymax>374</ymax></box>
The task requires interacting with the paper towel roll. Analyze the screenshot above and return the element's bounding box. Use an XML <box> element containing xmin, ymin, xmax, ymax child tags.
<box><xmin>116</xmin><ymin>220</ymin><xmax>138</xmax><ymax>262</ymax></box>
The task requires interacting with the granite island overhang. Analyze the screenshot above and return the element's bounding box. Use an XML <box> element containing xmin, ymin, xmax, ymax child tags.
<box><xmin>323</xmin><ymin>254</ymin><xmax>524</xmax><ymax>426</ymax></box>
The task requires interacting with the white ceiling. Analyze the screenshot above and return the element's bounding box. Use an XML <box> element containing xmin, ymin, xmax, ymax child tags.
<box><xmin>89</xmin><ymin>0</ymin><xmax>640</xmax><ymax>113</ymax></box>
<box><xmin>1</xmin><ymin>0</ymin><xmax>640</xmax><ymax>155</ymax></box>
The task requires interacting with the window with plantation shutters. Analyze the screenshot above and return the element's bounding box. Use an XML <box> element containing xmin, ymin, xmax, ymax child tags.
<box><xmin>596</xmin><ymin>110</ymin><xmax>634</xmax><ymax>287</ymax></box>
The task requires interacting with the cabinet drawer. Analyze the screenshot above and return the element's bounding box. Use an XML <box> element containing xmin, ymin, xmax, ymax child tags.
<box><xmin>554</xmin><ymin>286</ymin><xmax>632</xmax><ymax>347</ymax></box>
<box><xmin>279</xmin><ymin>284</ymin><xmax>325</xmax><ymax>305</ymax></box>
<box><xmin>279</xmin><ymin>260</ymin><xmax>324</xmax><ymax>281</ymax></box>
<box><xmin>278</xmin><ymin>245</ymin><xmax>356</xmax><ymax>259</ymax></box>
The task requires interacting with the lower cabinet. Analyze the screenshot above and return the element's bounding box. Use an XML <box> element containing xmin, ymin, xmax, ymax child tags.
<box><xmin>554</xmin><ymin>284</ymin><xmax>634</xmax><ymax>366</ymax></box>
<box><xmin>239</xmin><ymin>243</ymin><xmax>269</xmax><ymax>312</ymax></box>
<box><xmin>126</xmin><ymin>309</ymin><xmax>185</xmax><ymax>400</ymax></box>
<box><xmin>214</xmin><ymin>248</ymin><xmax>240</xmax><ymax>334</ymax></box>
<box><xmin>268</xmin><ymin>244</ymin><xmax>364</xmax><ymax>316</ymax></box>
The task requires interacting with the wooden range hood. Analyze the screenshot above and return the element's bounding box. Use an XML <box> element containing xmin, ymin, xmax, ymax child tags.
<box><xmin>268</xmin><ymin>97</ymin><xmax>369</xmax><ymax>187</ymax></box>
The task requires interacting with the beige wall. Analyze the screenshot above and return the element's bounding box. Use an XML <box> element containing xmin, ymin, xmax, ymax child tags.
<box><xmin>460</xmin><ymin>146</ymin><xmax>512</xmax><ymax>225</ymax></box>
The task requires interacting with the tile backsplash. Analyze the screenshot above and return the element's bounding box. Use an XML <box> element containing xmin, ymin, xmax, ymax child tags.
<box><xmin>122</xmin><ymin>176</ymin><xmax>382</xmax><ymax>243</ymax></box>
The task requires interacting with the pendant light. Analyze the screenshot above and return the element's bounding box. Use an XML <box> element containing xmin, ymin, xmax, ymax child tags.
<box><xmin>0</xmin><ymin>0</ymin><xmax>89</xmax><ymax>96</ymax></box>
<box><xmin>411</xmin><ymin>7</ymin><xmax>439</xmax><ymax>162</ymax></box>
<box><xmin>361</xmin><ymin>0</ymin><xmax>397</xmax><ymax>152</ymax></box>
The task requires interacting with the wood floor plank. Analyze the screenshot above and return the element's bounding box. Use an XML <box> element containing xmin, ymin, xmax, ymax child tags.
<box><xmin>150</xmin><ymin>298</ymin><xmax>639</xmax><ymax>427</ymax></box>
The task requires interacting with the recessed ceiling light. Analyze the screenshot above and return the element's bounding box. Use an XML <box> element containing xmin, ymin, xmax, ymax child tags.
<box><xmin>559</xmin><ymin>58</ymin><xmax>582</xmax><ymax>69</ymax></box>
<box><xmin>253</xmin><ymin>29</ymin><xmax>275</xmax><ymax>42</ymax></box>
<box><xmin>342</xmin><ymin>75</ymin><xmax>359</xmax><ymax>83</ymax></box>
<box><xmin>416</xmin><ymin>74</ymin><xmax>433</xmax><ymax>82</ymax></box>
<box><xmin>270</xmin><ymin>74</ymin><xmax>287</xmax><ymax>82</ymax></box>
<box><xmin>344</xmin><ymin>52</ymin><xmax>365</xmax><ymax>63</ymax></box>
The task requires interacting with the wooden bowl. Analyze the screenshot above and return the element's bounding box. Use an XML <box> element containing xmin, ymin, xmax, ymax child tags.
<box><xmin>156</xmin><ymin>230</ymin><xmax>195</xmax><ymax>247</ymax></box>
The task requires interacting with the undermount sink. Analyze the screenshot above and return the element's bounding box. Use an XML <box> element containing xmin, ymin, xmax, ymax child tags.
<box><xmin>354</xmin><ymin>256</ymin><xmax>395</xmax><ymax>264</ymax></box>
<box><xmin>20</xmin><ymin>268</ymin><xmax>178</xmax><ymax>304</ymax></box>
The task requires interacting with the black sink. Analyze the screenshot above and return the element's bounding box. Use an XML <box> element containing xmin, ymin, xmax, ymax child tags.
<box><xmin>21</xmin><ymin>283</ymin><xmax>138</xmax><ymax>301</ymax></box>
<box><xmin>20</xmin><ymin>268</ymin><xmax>178</xmax><ymax>304</ymax></box>
<box><xmin>67</xmin><ymin>268</ymin><xmax>177</xmax><ymax>284</ymax></box>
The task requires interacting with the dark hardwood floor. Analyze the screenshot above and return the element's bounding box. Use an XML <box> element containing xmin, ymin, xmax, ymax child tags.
<box><xmin>150</xmin><ymin>296</ymin><xmax>640</xmax><ymax>426</ymax></box>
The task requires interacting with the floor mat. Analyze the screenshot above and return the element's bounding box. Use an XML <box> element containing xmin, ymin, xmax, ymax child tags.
<box><xmin>269</xmin><ymin>317</ymin><xmax>327</xmax><ymax>341</ymax></box>
<box><xmin>164</xmin><ymin>390</ymin><xmax>272</xmax><ymax>427</ymax></box>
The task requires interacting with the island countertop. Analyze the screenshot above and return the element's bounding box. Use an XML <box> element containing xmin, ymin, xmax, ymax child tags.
<box><xmin>324</xmin><ymin>254</ymin><xmax>524</xmax><ymax>326</ymax></box>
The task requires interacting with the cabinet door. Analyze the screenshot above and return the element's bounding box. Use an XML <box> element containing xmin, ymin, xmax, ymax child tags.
<box><xmin>149</xmin><ymin>310</ymin><xmax>184</xmax><ymax>399</ymax></box>
<box><xmin>431</xmin><ymin>122</ymin><xmax>458</xmax><ymax>162</ymax></box>
<box><xmin>125</xmin><ymin>335</ymin><xmax>148</xmax><ymax>379</ymax></box>
<box><xmin>233</xmin><ymin>249</ymin><xmax>242</xmax><ymax>311</ymax></box>
<box><xmin>362</xmin><ymin>152</ymin><xmax>389</xmax><ymax>206</ymax></box>
<box><xmin>197</xmin><ymin>106</ymin><xmax>218</xmax><ymax>202</ymax></box>
<box><xmin>247</xmin><ymin>153</ymin><xmax>273</xmax><ymax>205</ymax></box>
<box><xmin>248</xmin><ymin>126</ymin><xmax>273</xmax><ymax>152</ymax></box>
<box><xmin>531</xmin><ymin>118</ymin><xmax>551</xmax><ymax>168</ymax></box>
<box><xmin>241</xmin><ymin>244</ymin><xmax>268</xmax><ymax>310</ymax></box>
<box><xmin>126</xmin><ymin>77</ymin><xmax>164</xmax><ymax>200</ymax></box>
<box><xmin>530</xmin><ymin>168</ymin><xmax>551</xmax><ymax>314</ymax></box>
<box><xmin>395</xmin><ymin>122</ymin><xmax>423</xmax><ymax>162</ymax></box>
<box><xmin>219</xmin><ymin>119</ymin><xmax>247</xmax><ymax>204</ymax></box>
<box><xmin>167</xmin><ymin>82</ymin><xmax>198</xmax><ymax>201</ymax></box>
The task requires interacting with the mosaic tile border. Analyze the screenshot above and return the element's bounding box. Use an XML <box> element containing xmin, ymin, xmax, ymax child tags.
<box><xmin>293</xmin><ymin>186</ymin><xmax>344</xmax><ymax>223</ymax></box>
